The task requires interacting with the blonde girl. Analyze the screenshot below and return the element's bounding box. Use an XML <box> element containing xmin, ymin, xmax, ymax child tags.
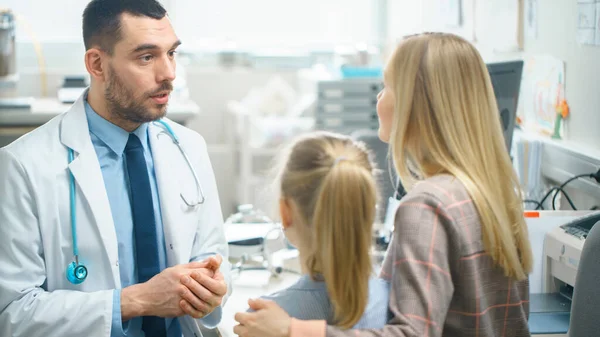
<box><xmin>248</xmin><ymin>131</ymin><xmax>390</xmax><ymax>329</ymax></box>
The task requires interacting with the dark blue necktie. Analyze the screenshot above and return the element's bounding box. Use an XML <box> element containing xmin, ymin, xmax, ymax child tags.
<box><xmin>125</xmin><ymin>133</ymin><xmax>169</xmax><ymax>337</ymax></box>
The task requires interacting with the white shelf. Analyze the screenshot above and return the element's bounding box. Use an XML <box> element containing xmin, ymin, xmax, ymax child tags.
<box><xmin>516</xmin><ymin>129</ymin><xmax>600</xmax><ymax>199</ymax></box>
<box><xmin>0</xmin><ymin>97</ymin><xmax>200</xmax><ymax>126</ymax></box>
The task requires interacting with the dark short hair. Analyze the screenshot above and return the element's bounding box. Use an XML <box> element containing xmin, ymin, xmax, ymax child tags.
<box><xmin>82</xmin><ymin>0</ymin><xmax>167</xmax><ymax>54</ymax></box>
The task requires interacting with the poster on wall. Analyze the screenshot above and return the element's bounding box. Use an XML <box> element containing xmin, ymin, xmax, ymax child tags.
<box><xmin>525</xmin><ymin>0</ymin><xmax>538</xmax><ymax>39</ymax></box>
<box><xmin>576</xmin><ymin>0</ymin><xmax>600</xmax><ymax>46</ymax></box>
<box><xmin>517</xmin><ymin>55</ymin><xmax>566</xmax><ymax>137</ymax></box>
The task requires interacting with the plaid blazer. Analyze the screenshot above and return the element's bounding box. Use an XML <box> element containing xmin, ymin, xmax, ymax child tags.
<box><xmin>325</xmin><ymin>174</ymin><xmax>530</xmax><ymax>337</ymax></box>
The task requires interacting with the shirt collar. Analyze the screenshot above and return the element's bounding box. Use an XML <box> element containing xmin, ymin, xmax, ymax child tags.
<box><xmin>84</xmin><ymin>100</ymin><xmax>150</xmax><ymax>156</ymax></box>
<box><xmin>290</xmin><ymin>274</ymin><xmax>327</xmax><ymax>291</ymax></box>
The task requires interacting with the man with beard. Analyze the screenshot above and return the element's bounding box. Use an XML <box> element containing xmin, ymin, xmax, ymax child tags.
<box><xmin>0</xmin><ymin>1</ymin><xmax>230</xmax><ymax>337</ymax></box>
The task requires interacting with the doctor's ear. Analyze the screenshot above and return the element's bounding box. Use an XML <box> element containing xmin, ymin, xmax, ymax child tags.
<box><xmin>84</xmin><ymin>48</ymin><xmax>106</xmax><ymax>82</ymax></box>
<box><xmin>279</xmin><ymin>198</ymin><xmax>293</xmax><ymax>230</ymax></box>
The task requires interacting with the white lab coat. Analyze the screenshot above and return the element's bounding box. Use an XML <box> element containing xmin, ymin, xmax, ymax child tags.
<box><xmin>0</xmin><ymin>92</ymin><xmax>231</xmax><ymax>337</ymax></box>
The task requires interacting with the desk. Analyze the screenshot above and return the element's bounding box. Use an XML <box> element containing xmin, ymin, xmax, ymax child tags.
<box><xmin>0</xmin><ymin>98</ymin><xmax>200</xmax><ymax>147</ymax></box>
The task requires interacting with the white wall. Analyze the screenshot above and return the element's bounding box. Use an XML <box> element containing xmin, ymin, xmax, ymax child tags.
<box><xmin>523</xmin><ymin>1</ymin><xmax>600</xmax><ymax>150</ymax></box>
<box><xmin>169</xmin><ymin>0</ymin><xmax>377</xmax><ymax>51</ymax></box>
<box><xmin>3</xmin><ymin>0</ymin><xmax>89</xmax><ymax>42</ymax></box>
<box><xmin>5</xmin><ymin>0</ymin><xmax>379</xmax><ymax>50</ymax></box>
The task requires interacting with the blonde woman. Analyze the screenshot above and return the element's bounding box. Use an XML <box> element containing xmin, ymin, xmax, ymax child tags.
<box><xmin>249</xmin><ymin>131</ymin><xmax>390</xmax><ymax>329</ymax></box>
<box><xmin>233</xmin><ymin>32</ymin><xmax>533</xmax><ymax>337</ymax></box>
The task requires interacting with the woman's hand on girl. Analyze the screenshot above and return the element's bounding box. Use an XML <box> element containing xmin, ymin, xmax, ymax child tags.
<box><xmin>234</xmin><ymin>299</ymin><xmax>291</xmax><ymax>337</ymax></box>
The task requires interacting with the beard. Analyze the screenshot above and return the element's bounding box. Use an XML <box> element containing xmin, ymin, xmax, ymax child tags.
<box><xmin>104</xmin><ymin>65</ymin><xmax>172</xmax><ymax>124</ymax></box>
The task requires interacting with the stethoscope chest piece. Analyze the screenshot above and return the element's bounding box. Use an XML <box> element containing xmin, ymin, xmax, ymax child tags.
<box><xmin>66</xmin><ymin>261</ymin><xmax>88</xmax><ymax>284</ymax></box>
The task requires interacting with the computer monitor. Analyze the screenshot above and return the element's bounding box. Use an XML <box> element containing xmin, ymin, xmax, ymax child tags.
<box><xmin>486</xmin><ymin>60</ymin><xmax>524</xmax><ymax>154</ymax></box>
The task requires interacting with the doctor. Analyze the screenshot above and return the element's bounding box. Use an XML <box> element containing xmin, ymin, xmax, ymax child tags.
<box><xmin>0</xmin><ymin>1</ymin><xmax>231</xmax><ymax>336</ymax></box>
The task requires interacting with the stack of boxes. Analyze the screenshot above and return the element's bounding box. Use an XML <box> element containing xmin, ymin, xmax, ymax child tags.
<box><xmin>315</xmin><ymin>78</ymin><xmax>382</xmax><ymax>135</ymax></box>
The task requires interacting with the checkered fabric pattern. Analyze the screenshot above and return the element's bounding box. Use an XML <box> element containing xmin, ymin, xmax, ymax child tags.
<box><xmin>324</xmin><ymin>174</ymin><xmax>530</xmax><ymax>337</ymax></box>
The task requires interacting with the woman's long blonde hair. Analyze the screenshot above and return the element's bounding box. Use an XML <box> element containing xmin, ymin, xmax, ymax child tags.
<box><xmin>277</xmin><ymin>131</ymin><xmax>378</xmax><ymax>328</ymax></box>
<box><xmin>387</xmin><ymin>32</ymin><xmax>532</xmax><ymax>280</ymax></box>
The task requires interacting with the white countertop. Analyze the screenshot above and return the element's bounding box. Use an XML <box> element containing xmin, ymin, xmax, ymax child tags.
<box><xmin>0</xmin><ymin>97</ymin><xmax>200</xmax><ymax>126</ymax></box>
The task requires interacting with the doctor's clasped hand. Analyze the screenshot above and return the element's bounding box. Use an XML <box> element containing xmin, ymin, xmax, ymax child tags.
<box><xmin>179</xmin><ymin>255</ymin><xmax>229</xmax><ymax>319</ymax></box>
<box><xmin>122</xmin><ymin>256</ymin><xmax>227</xmax><ymax>321</ymax></box>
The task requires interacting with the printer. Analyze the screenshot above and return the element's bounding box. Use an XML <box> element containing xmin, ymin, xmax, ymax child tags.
<box><xmin>543</xmin><ymin>211</ymin><xmax>600</xmax><ymax>293</ymax></box>
<box><xmin>529</xmin><ymin>211</ymin><xmax>600</xmax><ymax>335</ymax></box>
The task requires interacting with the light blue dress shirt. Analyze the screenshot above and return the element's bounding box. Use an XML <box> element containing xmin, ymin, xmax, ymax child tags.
<box><xmin>257</xmin><ymin>275</ymin><xmax>391</xmax><ymax>329</ymax></box>
<box><xmin>84</xmin><ymin>102</ymin><xmax>178</xmax><ymax>337</ymax></box>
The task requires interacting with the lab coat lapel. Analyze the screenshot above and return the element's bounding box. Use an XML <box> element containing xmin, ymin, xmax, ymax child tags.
<box><xmin>59</xmin><ymin>92</ymin><xmax>119</xmax><ymax>287</ymax></box>
<box><xmin>149</xmin><ymin>123</ymin><xmax>188</xmax><ymax>266</ymax></box>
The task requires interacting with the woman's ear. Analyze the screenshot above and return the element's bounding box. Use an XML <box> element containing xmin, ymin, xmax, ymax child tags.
<box><xmin>279</xmin><ymin>198</ymin><xmax>293</xmax><ymax>230</ymax></box>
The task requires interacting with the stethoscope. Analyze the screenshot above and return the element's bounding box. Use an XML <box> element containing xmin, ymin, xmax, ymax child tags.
<box><xmin>65</xmin><ymin>119</ymin><xmax>206</xmax><ymax>284</ymax></box>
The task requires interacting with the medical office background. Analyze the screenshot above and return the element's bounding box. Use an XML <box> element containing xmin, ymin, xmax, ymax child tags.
<box><xmin>2</xmin><ymin>0</ymin><xmax>600</xmax><ymax>218</ymax></box>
